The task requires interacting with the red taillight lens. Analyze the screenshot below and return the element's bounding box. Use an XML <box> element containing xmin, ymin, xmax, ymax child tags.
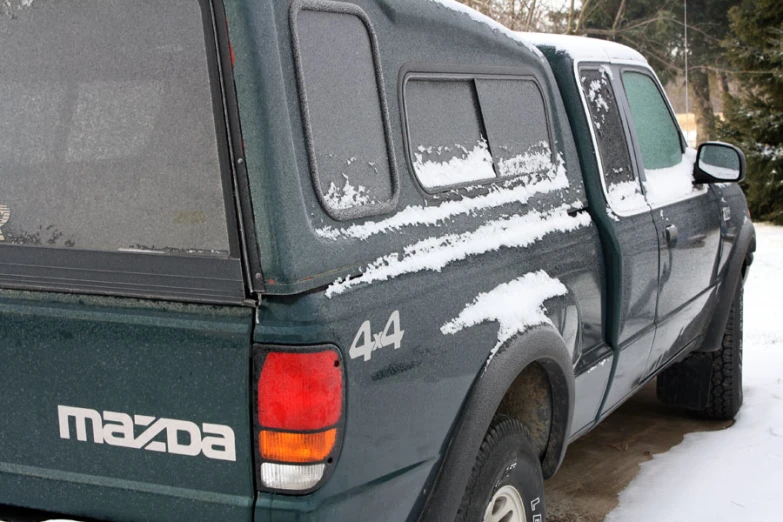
<box><xmin>255</xmin><ymin>347</ymin><xmax>344</xmax><ymax>493</ymax></box>
<box><xmin>258</xmin><ymin>351</ymin><xmax>342</xmax><ymax>431</ymax></box>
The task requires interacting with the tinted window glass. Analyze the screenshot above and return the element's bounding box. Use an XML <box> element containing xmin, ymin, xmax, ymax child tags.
<box><xmin>296</xmin><ymin>10</ymin><xmax>393</xmax><ymax>211</ymax></box>
<box><xmin>623</xmin><ymin>71</ymin><xmax>682</xmax><ymax>171</ymax></box>
<box><xmin>406</xmin><ymin>79</ymin><xmax>494</xmax><ymax>190</ymax></box>
<box><xmin>0</xmin><ymin>0</ymin><xmax>230</xmax><ymax>256</ymax></box>
<box><xmin>580</xmin><ymin>67</ymin><xmax>635</xmax><ymax>187</ymax></box>
<box><xmin>475</xmin><ymin>79</ymin><xmax>552</xmax><ymax>178</ymax></box>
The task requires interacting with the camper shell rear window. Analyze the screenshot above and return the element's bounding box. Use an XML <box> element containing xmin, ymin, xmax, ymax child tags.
<box><xmin>0</xmin><ymin>0</ymin><xmax>244</xmax><ymax>302</ymax></box>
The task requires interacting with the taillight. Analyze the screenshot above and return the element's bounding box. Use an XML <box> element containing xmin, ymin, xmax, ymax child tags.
<box><xmin>254</xmin><ymin>346</ymin><xmax>344</xmax><ymax>493</ymax></box>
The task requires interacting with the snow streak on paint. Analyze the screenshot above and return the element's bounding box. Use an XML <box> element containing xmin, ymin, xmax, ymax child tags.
<box><xmin>325</xmin><ymin>205</ymin><xmax>590</xmax><ymax>298</ymax></box>
<box><xmin>317</xmin><ymin>149</ymin><xmax>569</xmax><ymax>241</ymax></box>
<box><xmin>441</xmin><ymin>270</ymin><xmax>568</xmax><ymax>365</ymax></box>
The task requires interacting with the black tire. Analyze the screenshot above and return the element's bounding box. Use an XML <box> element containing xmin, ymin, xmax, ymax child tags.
<box><xmin>698</xmin><ymin>280</ymin><xmax>744</xmax><ymax>420</ymax></box>
<box><xmin>456</xmin><ymin>415</ymin><xmax>546</xmax><ymax>522</ymax></box>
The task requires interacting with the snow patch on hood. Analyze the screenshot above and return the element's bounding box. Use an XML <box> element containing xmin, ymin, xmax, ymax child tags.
<box><xmin>317</xmin><ymin>149</ymin><xmax>569</xmax><ymax>241</ymax></box>
<box><xmin>325</xmin><ymin>204</ymin><xmax>590</xmax><ymax>298</ymax></box>
<box><xmin>441</xmin><ymin>270</ymin><xmax>568</xmax><ymax>365</ymax></box>
<box><xmin>426</xmin><ymin>0</ymin><xmax>545</xmax><ymax>60</ymax></box>
<box><xmin>643</xmin><ymin>148</ymin><xmax>700</xmax><ymax>207</ymax></box>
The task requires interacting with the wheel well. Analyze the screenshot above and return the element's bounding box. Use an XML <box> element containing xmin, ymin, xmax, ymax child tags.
<box><xmin>495</xmin><ymin>362</ymin><xmax>553</xmax><ymax>459</ymax></box>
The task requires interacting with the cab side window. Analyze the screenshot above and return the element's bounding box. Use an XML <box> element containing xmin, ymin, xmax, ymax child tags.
<box><xmin>621</xmin><ymin>70</ymin><xmax>700</xmax><ymax>207</ymax></box>
<box><xmin>579</xmin><ymin>66</ymin><xmax>642</xmax><ymax>214</ymax></box>
<box><xmin>621</xmin><ymin>71</ymin><xmax>683</xmax><ymax>171</ymax></box>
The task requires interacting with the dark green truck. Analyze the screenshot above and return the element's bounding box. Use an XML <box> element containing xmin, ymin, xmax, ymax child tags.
<box><xmin>0</xmin><ymin>1</ymin><xmax>755</xmax><ymax>521</ymax></box>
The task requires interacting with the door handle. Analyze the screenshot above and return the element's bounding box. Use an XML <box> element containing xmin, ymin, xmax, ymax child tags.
<box><xmin>665</xmin><ymin>224</ymin><xmax>678</xmax><ymax>247</ymax></box>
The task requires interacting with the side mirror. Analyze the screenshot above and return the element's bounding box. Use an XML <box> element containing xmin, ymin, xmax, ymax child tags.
<box><xmin>694</xmin><ymin>142</ymin><xmax>746</xmax><ymax>184</ymax></box>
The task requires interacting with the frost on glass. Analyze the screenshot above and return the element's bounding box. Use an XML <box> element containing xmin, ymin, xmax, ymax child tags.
<box><xmin>407</xmin><ymin>77</ymin><xmax>557</xmax><ymax>190</ymax></box>
<box><xmin>643</xmin><ymin>148</ymin><xmax>700</xmax><ymax>206</ymax></box>
<box><xmin>622</xmin><ymin>71</ymin><xmax>683</xmax><ymax>171</ymax></box>
<box><xmin>475</xmin><ymin>79</ymin><xmax>553</xmax><ymax>179</ymax></box>
<box><xmin>0</xmin><ymin>0</ymin><xmax>230</xmax><ymax>256</ymax></box>
<box><xmin>297</xmin><ymin>10</ymin><xmax>393</xmax><ymax>211</ymax></box>
<box><xmin>406</xmin><ymin>79</ymin><xmax>495</xmax><ymax>189</ymax></box>
<box><xmin>622</xmin><ymin>71</ymin><xmax>701</xmax><ymax>205</ymax></box>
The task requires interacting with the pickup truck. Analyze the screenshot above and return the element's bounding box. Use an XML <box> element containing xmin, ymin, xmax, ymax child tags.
<box><xmin>0</xmin><ymin>0</ymin><xmax>755</xmax><ymax>521</ymax></box>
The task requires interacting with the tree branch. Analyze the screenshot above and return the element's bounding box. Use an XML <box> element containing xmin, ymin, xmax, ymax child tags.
<box><xmin>612</xmin><ymin>0</ymin><xmax>626</xmax><ymax>32</ymax></box>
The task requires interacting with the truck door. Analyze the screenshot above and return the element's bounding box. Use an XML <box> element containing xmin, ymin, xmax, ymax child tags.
<box><xmin>618</xmin><ymin>68</ymin><xmax>722</xmax><ymax>372</ymax></box>
<box><xmin>0</xmin><ymin>1</ymin><xmax>256</xmax><ymax>520</ymax></box>
<box><xmin>576</xmin><ymin>65</ymin><xmax>660</xmax><ymax>413</ymax></box>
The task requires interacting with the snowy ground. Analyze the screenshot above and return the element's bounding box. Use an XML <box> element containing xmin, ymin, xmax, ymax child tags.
<box><xmin>606</xmin><ymin>223</ymin><xmax>783</xmax><ymax>521</ymax></box>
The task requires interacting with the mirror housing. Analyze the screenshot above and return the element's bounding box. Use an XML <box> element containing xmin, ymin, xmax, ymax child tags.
<box><xmin>693</xmin><ymin>142</ymin><xmax>746</xmax><ymax>184</ymax></box>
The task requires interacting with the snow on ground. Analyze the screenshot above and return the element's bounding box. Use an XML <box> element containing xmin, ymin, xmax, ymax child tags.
<box><xmin>606</xmin><ymin>223</ymin><xmax>783</xmax><ymax>522</ymax></box>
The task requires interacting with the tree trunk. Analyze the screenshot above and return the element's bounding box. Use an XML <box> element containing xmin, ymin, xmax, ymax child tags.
<box><xmin>566</xmin><ymin>0</ymin><xmax>575</xmax><ymax>33</ymax></box>
<box><xmin>690</xmin><ymin>69</ymin><xmax>715</xmax><ymax>144</ymax></box>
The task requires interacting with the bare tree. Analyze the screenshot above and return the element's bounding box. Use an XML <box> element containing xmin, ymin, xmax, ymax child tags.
<box><xmin>456</xmin><ymin>0</ymin><xmax>550</xmax><ymax>32</ymax></box>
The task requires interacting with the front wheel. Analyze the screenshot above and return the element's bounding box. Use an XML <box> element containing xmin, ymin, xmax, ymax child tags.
<box><xmin>457</xmin><ymin>415</ymin><xmax>546</xmax><ymax>522</ymax></box>
<box><xmin>698</xmin><ymin>279</ymin><xmax>744</xmax><ymax>420</ymax></box>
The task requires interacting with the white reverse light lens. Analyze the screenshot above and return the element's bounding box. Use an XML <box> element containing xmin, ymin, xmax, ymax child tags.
<box><xmin>261</xmin><ymin>462</ymin><xmax>325</xmax><ymax>491</ymax></box>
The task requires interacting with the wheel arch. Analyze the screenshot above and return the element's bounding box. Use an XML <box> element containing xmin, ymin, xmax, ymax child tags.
<box><xmin>418</xmin><ymin>324</ymin><xmax>574</xmax><ymax>522</ymax></box>
<box><xmin>699</xmin><ymin>218</ymin><xmax>756</xmax><ymax>353</ymax></box>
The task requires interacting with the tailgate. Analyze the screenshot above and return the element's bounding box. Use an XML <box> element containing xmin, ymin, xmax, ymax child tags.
<box><xmin>0</xmin><ymin>293</ymin><xmax>255</xmax><ymax>522</ymax></box>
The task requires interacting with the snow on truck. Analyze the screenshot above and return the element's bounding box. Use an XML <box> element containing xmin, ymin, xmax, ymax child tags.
<box><xmin>0</xmin><ymin>0</ymin><xmax>754</xmax><ymax>521</ymax></box>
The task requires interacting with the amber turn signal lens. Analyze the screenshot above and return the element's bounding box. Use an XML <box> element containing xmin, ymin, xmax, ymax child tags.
<box><xmin>260</xmin><ymin>429</ymin><xmax>337</xmax><ymax>463</ymax></box>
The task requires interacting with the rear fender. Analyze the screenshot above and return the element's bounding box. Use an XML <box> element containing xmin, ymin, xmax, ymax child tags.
<box><xmin>418</xmin><ymin>325</ymin><xmax>574</xmax><ymax>522</ymax></box>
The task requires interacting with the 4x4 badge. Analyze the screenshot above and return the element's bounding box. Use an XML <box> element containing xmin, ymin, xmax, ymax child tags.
<box><xmin>349</xmin><ymin>310</ymin><xmax>405</xmax><ymax>362</ymax></box>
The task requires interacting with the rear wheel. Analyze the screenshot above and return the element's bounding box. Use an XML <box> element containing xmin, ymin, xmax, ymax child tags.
<box><xmin>457</xmin><ymin>415</ymin><xmax>546</xmax><ymax>522</ymax></box>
